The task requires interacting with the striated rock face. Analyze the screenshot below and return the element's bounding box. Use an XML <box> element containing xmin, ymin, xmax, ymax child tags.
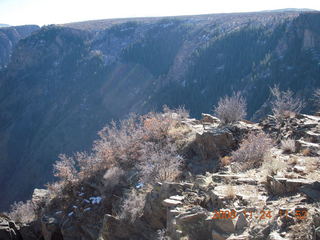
<box><xmin>303</xmin><ymin>29</ymin><xmax>320</xmax><ymax>49</ymax></box>
<box><xmin>0</xmin><ymin>25</ymin><xmax>39</xmax><ymax>69</ymax></box>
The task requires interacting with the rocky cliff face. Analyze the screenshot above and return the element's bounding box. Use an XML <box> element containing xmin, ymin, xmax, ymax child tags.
<box><xmin>0</xmin><ymin>11</ymin><xmax>320</xmax><ymax>210</ymax></box>
<box><xmin>0</xmin><ymin>25</ymin><xmax>39</xmax><ymax>69</ymax></box>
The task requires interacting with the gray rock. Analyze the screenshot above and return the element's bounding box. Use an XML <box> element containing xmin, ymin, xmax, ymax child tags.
<box><xmin>162</xmin><ymin>199</ymin><xmax>182</xmax><ymax>207</ymax></box>
<box><xmin>211</xmin><ymin>229</ymin><xmax>228</xmax><ymax>240</ymax></box>
<box><xmin>235</xmin><ymin>212</ymin><xmax>248</xmax><ymax>231</ymax></box>
<box><xmin>0</xmin><ymin>214</ymin><xmax>23</xmax><ymax>240</ymax></box>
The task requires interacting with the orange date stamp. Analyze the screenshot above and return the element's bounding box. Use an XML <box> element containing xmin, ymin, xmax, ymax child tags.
<box><xmin>211</xmin><ymin>209</ymin><xmax>308</xmax><ymax>220</ymax></box>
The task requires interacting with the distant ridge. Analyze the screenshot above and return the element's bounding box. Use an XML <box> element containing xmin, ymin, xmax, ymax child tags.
<box><xmin>63</xmin><ymin>10</ymin><xmax>304</xmax><ymax>31</ymax></box>
<box><xmin>261</xmin><ymin>8</ymin><xmax>318</xmax><ymax>13</ymax></box>
<box><xmin>0</xmin><ymin>24</ymin><xmax>10</xmax><ymax>28</ymax></box>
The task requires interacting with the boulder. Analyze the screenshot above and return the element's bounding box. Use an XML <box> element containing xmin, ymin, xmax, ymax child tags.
<box><xmin>41</xmin><ymin>216</ymin><xmax>61</xmax><ymax>240</ymax></box>
<box><xmin>212</xmin><ymin>229</ymin><xmax>229</xmax><ymax>240</ymax></box>
<box><xmin>162</xmin><ymin>199</ymin><xmax>182</xmax><ymax>207</ymax></box>
<box><xmin>235</xmin><ymin>212</ymin><xmax>248</xmax><ymax>231</ymax></box>
<box><xmin>174</xmin><ymin>206</ymin><xmax>212</xmax><ymax>240</ymax></box>
<box><xmin>32</xmin><ymin>189</ymin><xmax>49</xmax><ymax>205</ymax></box>
<box><xmin>183</xmin><ymin>124</ymin><xmax>235</xmax><ymax>173</ymax></box>
<box><xmin>0</xmin><ymin>214</ymin><xmax>23</xmax><ymax>240</ymax></box>
<box><xmin>268</xmin><ymin>232</ymin><xmax>286</xmax><ymax>240</ymax></box>
<box><xmin>300</xmin><ymin>181</ymin><xmax>320</xmax><ymax>201</ymax></box>
<box><xmin>266</xmin><ymin>176</ymin><xmax>315</xmax><ymax>195</ymax></box>
<box><xmin>212</xmin><ymin>217</ymin><xmax>236</xmax><ymax>234</ymax></box>
<box><xmin>98</xmin><ymin>214</ymin><xmax>155</xmax><ymax>240</ymax></box>
<box><xmin>144</xmin><ymin>182</ymin><xmax>188</xmax><ymax>229</ymax></box>
<box><xmin>201</xmin><ymin>113</ymin><xmax>220</xmax><ymax>125</ymax></box>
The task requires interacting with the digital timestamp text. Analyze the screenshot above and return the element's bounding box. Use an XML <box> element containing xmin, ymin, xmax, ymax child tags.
<box><xmin>211</xmin><ymin>209</ymin><xmax>308</xmax><ymax>220</ymax></box>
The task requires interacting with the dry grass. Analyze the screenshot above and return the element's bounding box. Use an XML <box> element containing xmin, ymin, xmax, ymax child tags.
<box><xmin>301</xmin><ymin>148</ymin><xmax>312</xmax><ymax>156</ymax></box>
<box><xmin>307</xmin><ymin>171</ymin><xmax>320</xmax><ymax>181</ymax></box>
<box><xmin>225</xmin><ymin>184</ymin><xmax>236</xmax><ymax>199</ymax></box>
<box><xmin>168</xmin><ymin>123</ymin><xmax>192</xmax><ymax>150</ymax></box>
<box><xmin>261</xmin><ymin>153</ymin><xmax>287</xmax><ymax>177</ymax></box>
<box><xmin>288</xmin><ymin>156</ymin><xmax>298</xmax><ymax>165</ymax></box>
<box><xmin>281</xmin><ymin>139</ymin><xmax>296</xmax><ymax>153</ymax></box>
<box><xmin>305</xmin><ymin>157</ymin><xmax>320</xmax><ymax>177</ymax></box>
<box><xmin>290</xmin><ymin>219</ymin><xmax>313</xmax><ymax>240</ymax></box>
<box><xmin>220</xmin><ymin>156</ymin><xmax>232</xmax><ymax>167</ymax></box>
<box><xmin>168</xmin><ymin>123</ymin><xmax>191</xmax><ymax>140</ymax></box>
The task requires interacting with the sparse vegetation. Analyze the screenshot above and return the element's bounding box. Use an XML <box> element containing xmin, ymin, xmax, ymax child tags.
<box><xmin>214</xmin><ymin>92</ymin><xmax>247</xmax><ymax>124</ymax></box>
<box><xmin>225</xmin><ymin>184</ymin><xmax>236</xmax><ymax>199</ymax></box>
<box><xmin>281</xmin><ymin>138</ymin><xmax>296</xmax><ymax>153</ymax></box>
<box><xmin>53</xmin><ymin>154</ymin><xmax>79</xmax><ymax>184</ymax></box>
<box><xmin>7</xmin><ymin>201</ymin><xmax>36</xmax><ymax>224</ymax></box>
<box><xmin>301</xmin><ymin>148</ymin><xmax>312</xmax><ymax>156</ymax></box>
<box><xmin>313</xmin><ymin>88</ymin><xmax>320</xmax><ymax>109</ymax></box>
<box><xmin>270</xmin><ymin>86</ymin><xmax>304</xmax><ymax>118</ymax></box>
<box><xmin>138</xmin><ymin>143</ymin><xmax>184</xmax><ymax>185</ymax></box>
<box><xmin>262</xmin><ymin>153</ymin><xmax>287</xmax><ymax>176</ymax></box>
<box><xmin>231</xmin><ymin>131</ymin><xmax>273</xmax><ymax>171</ymax></box>
<box><xmin>220</xmin><ymin>156</ymin><xmax>232</xmax><ymax>167</ymax></box>
<box><xmin>52</xmin><ymin>107</ymin><xmax>188</xmax><ymax>191</ymax></box>
<box><xmin>103</xmin><ymin>166</ymin><xmax>125</xmax><ymax>189</ymax></box>
<box><xmin>291</xmin><ymin>219</ymin><xmax>313</xmax><ymax>240</ymax></box>
<box><xmin>48</xmin><ymin>107</ymin><xmax>187</xmax><ymax>222</ymax></box>
<box><xmin>118</xmin><ymin>189</ymin><xmax>146</xmax><ymax>223</ymax></box>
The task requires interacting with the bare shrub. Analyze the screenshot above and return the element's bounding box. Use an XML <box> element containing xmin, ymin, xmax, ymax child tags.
<box><xmin>94</xmin><ymin>108</ymin><xmax>185</xmax><ymax>171</ymax></box>
<box><xmin>225</xmin><ymin>185</ymin><xmax>236</xmax><ymax>199</ymax></box>
<box><xmin>8</xmin><ymin>201</ymin><xmax>36</xmax><ymax>224</ymax></box>
<box><xmin>281</xmin><ymin>139</ymin><xmax>296</xmax><ymax>153</ymax></box>
<box><xmin>53</xmin><ymin>154</ymin><xmax>78</xmax><ymax>183</ymax></box>
<box><xmin>138</xmin><ymin>142</ymin><xmax>183</xmax><ymax>184</ymax></box>
<box><xmin>214</xmin><ymin>92</ymin><xmax>247</xmax><ymax>124</ymax></box>
<box><xmin>75</xmin><ymin>152</ymin><xmax>104</xmax><ymax>178</ymax></box>
<box><xmin>50</xmin><ymin>107</ymin><xmax>187</xmax><ymax>200</ymax></box>
<box><xmin>46</xmin><ymin>182</ymin><xmax>64</xmax><ymax>198</ymax></box>
<box><xmin>94</xmin><ymin>107</ymin><xmax>186</xmax><ymax>176</ymax></box>
<box><xmin>119</xmin><ymin>189</ymin><xmax>146</xmax><ymax>223</ymax></box>
<box><xmin>301</xmin><ymin>148</ymin><xmax>312</xmax><ymax>156</ymax></box>
<box><xmin>270</xmin><ymin>86</ymin><xmax>304</xmax><ymax>118</ymax></box>
<box><xmin>313</xmin><ymin>88</ymin><xmax>320</xmax><ymax>109</ymax></box>
<box><xmin>103</xmin><ymin>166</ymin><xmax>125</xmax><ymax>188</ymax></box>
<box><xmin>231</xmin><ymin>132</ymin><xmax>273</xmax><ymax>171</ymax></box>
<box><xmin>163</xmin><ymin>105</ymin><xmax>189</xmax><ymax>120</ymax></box>
<box><xmin>262</xmin><ymin>153</ymin><xmax>287</xmax><ymax>176</ymax></box>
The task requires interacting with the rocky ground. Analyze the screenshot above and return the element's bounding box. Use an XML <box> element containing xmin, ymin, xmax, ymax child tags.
<box><xmin>1</xmin><ymin>112</ymin><xmax>320</xmax><ymax>240</ymax></box>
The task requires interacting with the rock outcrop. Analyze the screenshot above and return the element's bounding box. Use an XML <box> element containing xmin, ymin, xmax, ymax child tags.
<box><xmin>0</xmin><ymin>25</ymin><xmax>39</xmax><ymax>69</ymax></box>
<box><xmin>0</xmin><ymin>215</ymin><xmax>22</xmax><ymax>240</ymax></box>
